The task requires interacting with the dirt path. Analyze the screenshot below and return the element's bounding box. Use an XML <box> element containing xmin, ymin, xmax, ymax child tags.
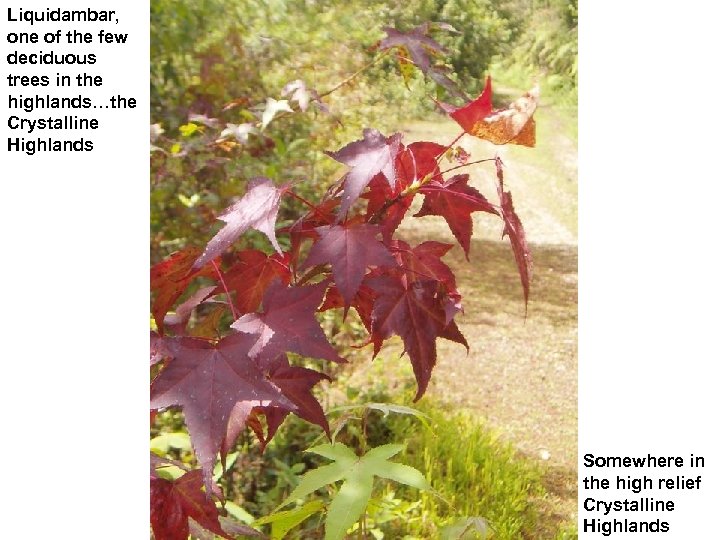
<box><xmin>394</xmin><ymin>101</ymin><xmax>578</xmax><ymax>536</ymax></box>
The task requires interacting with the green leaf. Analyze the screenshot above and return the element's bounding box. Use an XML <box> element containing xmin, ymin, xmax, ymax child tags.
<box><xmin>178</xmin><ymin>193</ymin><xmax>200</xmax><ymax>208</ymax></box>
<box><xmin>399</xmin><ymin>59</ymin><xmax>416</xmax><ymax>87</ymax></box>
<box><xmin>328</xmin><ymin>402</ymin><xmax>431</xmax><ymax>428</ymax></box>
<box><xmin>274</xmin><ymin>137</ymin><xmax>287</xmax><ymax>156</ymax></box>
<box><xmin>440</xmin><ymin>517</ymin><xmax>490</xmax><ymax>539</ymax></box>
<box><xmin>153</xmin><ymin>464</ymin><xmax>185</xmax><ymax>481</ymax></box>
<box><xmin>286</xmin><ymin>138</ymin><xmax>308</xmax><ymax>154</ymax></box>
<box><xmin>325</xmin><ymin>471</ymin><xmax>373</xmax><ymax>540</ymax></box>
<box><xmin>369</xmin><ymin>402</ymin><xmax>429</xmax><ymax>419</ymax></box>
<box><xmin>254</xmin><ymin>500</ymin><xmax>324</xmax><ymax>539</ymax></box>
<box><xmin>307</xmin><ymin>442</ymin><xmax>358</xmax><ymax>464</ymax></box>
<box><xmin>370</xmin><ymin>462</ymin><xmax>430</xmax><ymax>491</ymax></box>
<box><xmin>276</xmin><ymin>443</ymin><xmax>429</xmax><ymax>540</ymax></box>
<box><xmin>278</xmin><ymin>462</ymin><xmax>347</xmax><ymax>509</ymax></box>
<box><xmin>213</xmin><ymin>451</ymin><xmax>239</xmax><ymax>482</ymax></box>
<box><xmin>179</xmin><ymin>122</ymin><xmax>199</xmax><ymax>137</ymax></box>
<box><xmin>224</xmin><ymin>501</ymin><xmax>255</xmax><ymax>524</ymax></box>
<box><xmin>149</xmin><ymin>432</ymin><xmax>192</xmax><ymax>454</ymax></box>
<box><xmin>362</xmin><ymin>444</ymin><xmax>405</xmax><ymax>463</ymax></box>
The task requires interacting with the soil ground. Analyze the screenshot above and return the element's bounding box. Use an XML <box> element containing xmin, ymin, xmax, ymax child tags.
<box><xmin>368</xmin><ymin>95</ymin><xmax>578</xmax><ymax>537</ymax></box>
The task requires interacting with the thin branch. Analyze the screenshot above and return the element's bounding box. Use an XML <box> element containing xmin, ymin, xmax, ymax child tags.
<box><xmin>318</xmin><ymin>51</ymin><xmax>390</xmax><ymax>98</ymax></box>
<box><xmin>367</xmin><ymin>193</ymin><xmax>405</xmax><ymax>225</ymax></box>
<box><xmin>435</xmin><ymin>157</ymin><xmax>499</xmax><ymax>179</ymax></box>
<box><xmin>434</xmin><ymin>130</ymin><xmax>466</xmax><ymax>161</ymax></box>
<box><xmin>285</xmin><ymin>189</ymin><xmax>323</xmax><ymax>215</ymax></box>
<box><xmin>419</xmin><ymin>185</ymin><xmax>501</xmax><ymax>211</ymax></box>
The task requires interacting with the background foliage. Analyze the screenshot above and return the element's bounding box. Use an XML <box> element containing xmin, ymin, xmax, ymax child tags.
<box><xmin>150</xmin><ymin>0</ymin><xmax>577</xmax><ymax>260</ymax></box>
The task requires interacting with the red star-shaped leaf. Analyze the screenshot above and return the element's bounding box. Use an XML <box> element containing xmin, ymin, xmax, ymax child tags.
<box><xmin>320</xmin><ymin>284</ymin><xmax>376</xmax><ymax>333</ymax></box>
<box><xmin>257</xmin><ymin>354</ymin><xmax>331</xmax><ymax>446</ymax></box>
<box><xmin>151</xmin><ymin>248</ymin><xmax>216</xmax><ymax>335</ymax></box>
<box><xmin>366</xmin><ymin>274</ymin><xmax>467</xmax><ymax>400</ymax></box>
<box><xmin>365</xmin><ymin>141</ymin><xmax>445</xmax><ymax>240</ymax></box>
<box><xmin>302</xmin><ymin>223</ymin><xmax>395</xmax><ymax>307</ymax></box>
<box><xmin>496</xmin><ymin>158</ymin><xmax>532</xmax><ymax>306</ymax></box>
<box><xmin>284</xmin><ymin>198</ymin><xmax>339</xmax><ymax>266</ymax></box>
<box><xmin>231</xmin><ymin>281</ymin><xmax>345</xmax><ymax>363</ymax></box>
<box><xmin>150</xmin><ymin>333</ymin><xmax>294</xmax><ymax>489</ymax></box>
<box><xmin>150</xmin><ymin>469</ymin><xmax>230</xmax><ymax>540</ymax></box>
<box><xmin>222</xmin><ymin>353</ymin><xmax>331</xmax><ymax>454</ymax></box>
<box><xmin>217</xmin><ymin>249</ymin><xmax>291</xmax><ymax>314</ymax></box>
<box><xmin>364</xmin><ymin>173</ymin><xmax>412</xmax><ymax>241</ymax></box>
<box><xmin>398</xmin><ymin>141</ymin><xmax>445</xmax><ymax>184</ymax></box>
<box><xmin>194</xmin><ymin>177</ymin><xmax>285</xmax><ymax>269</ymax></box>
<box><xmin>390</xmin><ymin>240</ymin><xmax>458</xmax><ymax>296</ymax></box>
<box><xmin>326</xmin><ymin>128</ymin><xmax>402</xmax><ymax>218</ymax></box>
<box><xmin>378</xmin><ymin>24</ymin><xmax>446</xmax><ymax>74</ymax></box>
<box><xmin>441</xmin><ymin>76</ymin><xmax>492</xmax><ymax>132</ymax></box>
<box><xmin>395</xmin><ymin>240</ymin><xmax>463</xmax><ymax>323</ymax></box>
<box><xmin>378</xmin><ymin>24</ymin><xmax>465</xmax><ymax>98</ymax></box>
<box><xmin>414</xmin><ymin>174</ymin><xmax>498</xmax><ymax>258</ymax></box>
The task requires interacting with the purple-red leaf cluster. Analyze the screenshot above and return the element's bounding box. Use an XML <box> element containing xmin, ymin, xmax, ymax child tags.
<box><xmin>231</xmin><ymin>280</ymin><xmax>345</xmax><ymax>363</ymax></box>
<box><xmin>303</xmin><ymin>223</ymin><xmax>395</xmax><ymax>307</ymax></box>
<box><xmin>415</xmin><ymin>173</ymin><xmax>498</xmax><ymax>258</ymax></box>
<box><xmin>150</xmin><ymin>333</ymin><xmax>295</xmax><ymax>490</ymax></box>
<box><xmin>326</xmin><ymin>128</ymin><xmax>402</xmax><ymax>218</ymax></box>
<box><xmin>151</xmin><ymin>41</ymin><xmax>536</xmax><ymax>532</ymax></box>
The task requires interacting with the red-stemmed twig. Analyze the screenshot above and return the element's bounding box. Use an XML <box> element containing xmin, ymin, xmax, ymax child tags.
<box><xmin>434</xmin><ymin>130</ymin><xmax>466</xmax><ymax>161</ymax></box>
<box><xmin>436</xmin><ymin>157</ymin><xmax>498</xmax><ymax>179</ymax></box>
<box><xmin>211</xmin><ymin>260</ymin><xmax>238</xmax><ymax>320</ymax></box>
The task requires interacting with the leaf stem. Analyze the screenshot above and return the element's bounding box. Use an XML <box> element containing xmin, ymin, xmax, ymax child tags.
<box><xmin>435</xmin><ymin>130</ymin><xmax>466</xmax><ymax>160</ymax></box>
<box><xmin>211</xmin><ymin>260</ymin><xmax>238</xmax><ymax>320</ymax></box>
<box><xmin>435</xmin><ymin>157</ymin><xmax>499</xmax><ymax>179</ymax></box>
<box><xmin>285</xmin><ymin>189</ymin><xmax>321</xmax><ymax>212</ymax></box>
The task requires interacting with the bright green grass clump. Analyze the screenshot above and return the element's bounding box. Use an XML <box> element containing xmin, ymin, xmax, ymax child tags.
<box><xmin>373</xmin><ymin>403</ymin><xmax>544</xmax><ymax>539</ymax></box>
